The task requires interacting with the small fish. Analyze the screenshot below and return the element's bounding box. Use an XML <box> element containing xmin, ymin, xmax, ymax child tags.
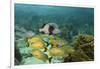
<box><xmin>39</xmin><ymin>23</ymin><xmax>60</xmax><ymax>35</ymax></box>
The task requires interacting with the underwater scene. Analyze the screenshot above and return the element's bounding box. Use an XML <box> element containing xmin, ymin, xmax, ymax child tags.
<box><xmin>14</xmin><ymin>4</ymin><xmax>94</xmax><ymax>65</ymax></box>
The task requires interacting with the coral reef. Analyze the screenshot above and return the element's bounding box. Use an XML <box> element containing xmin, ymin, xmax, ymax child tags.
<box><xmin>15</xmin><ymin>25</ymin><xmax>94</xmax><ymax>65</ymax></box>
<box><xmin>70</xmin><ymin>34</ymin><xmax>94</xmax><ymax>61</ymax></box>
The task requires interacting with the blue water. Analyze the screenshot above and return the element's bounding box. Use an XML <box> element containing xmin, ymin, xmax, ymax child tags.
<box><xmin>15</xmin><ymin>3</ymin><xmax>94</xmax><ymax>40</ymax></box>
